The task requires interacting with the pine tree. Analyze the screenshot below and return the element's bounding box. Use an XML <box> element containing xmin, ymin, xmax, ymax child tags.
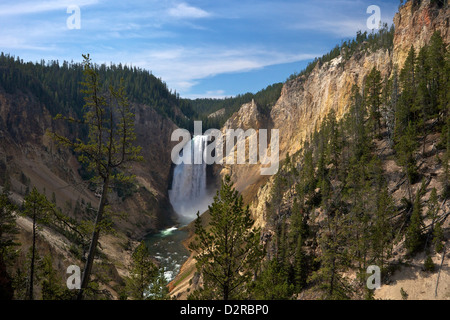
<box><xmin>251</xmin><ymin>258</ymin><xmax>293</xmax><ymax>300</ymax></box>
<box><xmin>22</xmin><ymin>187</ymin><xmax>53</xmax><ymax>300</ymax></box>
<box><xmin>405</xmin><ymin>183</ymin><xmax>425</xmax><ymax>255</ymax></box>
<box><xmin>146</xmin><ymin>268</ymin><xmax>169</xmax><ymax>300</ymax></box>
<box><xmin>396</xmin><ymin>46</ymin><xmax>416</xmax><ymax>139</ymax></box>
<box><xmin>385</xmin><ymin>68</ymin><xmax>399</xmax><ymax>147</ymax></box>
<box><xmin>346</xmin><ymin>84</ymin><xmax>369</xmax><ymax>159</ymax></box>
<box><xmin>189</xmin><ymin>175</ymin><xmax>263</xmax><ymax>300</ymax></box>
<box><xmin>293</xmin><ymin>233</ymin><xmax>308</xmax><ymax>292</ymax></box>
<box><xmin>365</xmin><ymin>67</ymin><xmax>383</xmax><ymax>137</ymax></box>
<box><xmin>396</xmin><ymin>121</ymin><xmax>418</xmax><ymax>200</ymax></box>
<box><xmin>0</xmin><ymin>188</ymin><xmax>19</xmax><ymax>265</ymax></box>
<box><xmin>427</xmin><ymin>31</ymin><xmax>446</xmax><ymax>121</ymax></box>
<box><xmin>415</xmin><ymin>46</ymin><xmax>430</xmax><ymax>155</ymax></box>
<box><xmin>50</xmin><ymin>54</ymin><xmax>143</xmax><ymax>300</ymax></box>
<box><xmin>0</xmin><ymin>185</ymin><xmax>17</xmax><ymax>300</ymax></box>
<box><xmin>433</xmin><ymin>222</ymin><xmax>444</xmax><ymax>253</ymax></box>
<box><xmin>290</xmin><ymin>198</ymin><xmax>309</xmax><ymax>291</ymax></box>
<box><xmin>311</xmin><ymin>209</ymin><xmax>352</xmax><ymax>300</ymax></box>
<box><xmin>40</xmin><ymin>254</ymin><xmax>71</xmax><ymax>300</ymax></box>
<box><xmin>126</xmin><ymin>241</ymin><xmax>158</xmax><ymax>300</ymax></box>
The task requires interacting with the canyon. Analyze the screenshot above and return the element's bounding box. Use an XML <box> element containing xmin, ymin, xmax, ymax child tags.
<box><xmin>0</xmin><ymin>0</ymin><xmax>448</xmax><ymax>300</ymax></box>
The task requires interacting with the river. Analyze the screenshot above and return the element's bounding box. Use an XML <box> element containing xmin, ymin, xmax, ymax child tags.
<box><xmin>145</xmin><ymin>226</ymin><xmax>190</xmax><ymax>283</ymax></box>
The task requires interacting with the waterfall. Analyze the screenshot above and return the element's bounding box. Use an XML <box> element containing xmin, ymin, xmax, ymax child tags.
<box><xmin>169</xmin><ymin>135</ymin><xmax>213</xmax><ymax>225</ymax></box>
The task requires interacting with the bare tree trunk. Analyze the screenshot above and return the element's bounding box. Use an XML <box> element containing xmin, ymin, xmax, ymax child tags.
<box><xmin>28</xmin><ymin>210</ymin><xmax>36</xmax><ymax>300</ymax></box>
<box><xmin>435</xmin><ymin>246</ymin><xmax>446</xmax><ymax>298</ymax></box>
<box><xmin>77</xmin><ymin>176</ymin><xmax>110</xmax><ymax>300</ymax></box>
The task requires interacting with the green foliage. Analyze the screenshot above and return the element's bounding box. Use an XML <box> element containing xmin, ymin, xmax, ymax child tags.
<box><xmin>423</xmin><ymin>255</ymin><xmax>435</xmax><ymax>272</ymax></box>
<box><xmin>250</xmin><ymin>258</ymin><xmax>294</xmax><ymax>300</ymax></box>
<box><xmin>49</xmin><ymin>55</ymin><xmax>143</xmax><ymax>299</ymax></box>
<box><xmin>0</xmin><ymin>52</ymin><xmax>195</xmax><ymax>130</ymax></box>
<box><xmin>0</xmin><ymin>188</ymin><xmax>19</xmax><ymax>265</ymax></box>
<box><xmin>405</xmin><ymin>183</ymin><xmax>425</xmax><ymax>256</ymax></box>
<box><xmin>11</xmin><ymin>267</ymin><xmax>28</xmax><ymax>300</ymax></box>
<box><xmin>146</xmin><ymin>268</ymin><xmax>170</xmax><ymax>300</ymax></box>
<box><xmin>311</xmin><ymin>209</ymin><xmax>353</xmax><ymax>300</ymax></box>
<box><xmin>189</xmin><ymin>176</ymin><xmax>263</xmax><ymax>300</ymax></box>
<box><xmin>52</xmin><ymin>54</ymin><xmax>143</xmax><ymax>184</ymax></box>
<box><xmin>396</xmin><ymin>46</ymin><xmax>416</xmax><ymax>135</ymax></box>
<box><xmin>394</xmin><ymin>32</ymin><xmax>448</xmax><ymax>194</ymax></box>
<box><xmin>186</xmin><ymin>82</ymin><xmax>283</xmax><ymax>130</ymax></box>
<box><xmin>288</xmin><ymin>24</ymin><xmax>394</xmax><ymax>82</ymax></box>
<box><xmin>125</xmin><ymin>241</ymin><xmax>167</xmax><ymax>300</ymax></box>
<box><xmin>400</xmin><ymin>287</ymin><xmax>408</xmax><ymax>300</ymax></box>
<box><xmin>365</xmin><ymin>67</ymin><xmax>383</xmax><ymax>137</ymax></box>
<box><xmin>22</xmin><ymin>187</ymin><xmax>54</xmax><ymax>300</ymax></box>
<box><xmin>259</xmin><ymin>34</ymin><xmax>449</xmax><ymax>295</ymax></box>
<box><xmin>396</xmin><ymin>121</ymin><xmax>419</xmax><ymax>192</ymax></box>
<box><xmin>40</xmin><ymin>254</ymin><xmax>73</xmax><ymax>300</ymax></box>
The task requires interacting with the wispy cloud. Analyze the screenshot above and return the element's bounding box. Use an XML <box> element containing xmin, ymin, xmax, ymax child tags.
<box><xmin>184</xmin><ymin>90</ymin><xmax>228</xmax><ymax>100</ymax></box>
<box><xmin>0</xmin><ymin>0</ymin><xmax>99</xmax><ymax>16</ymax></box>
<box><xmin>289</xmin><ymin>19</ymin><xmax>368</xmax><ymax>38</ymax></box>
<box><xmin>117</xmin><ymin>46</ymin><xmax>319</xmax><ymax>92</ymax></box>
<box><xmin>168</xmin><ymin>2</ymin><xmax>211</xmax><ymax>19</ymax></box>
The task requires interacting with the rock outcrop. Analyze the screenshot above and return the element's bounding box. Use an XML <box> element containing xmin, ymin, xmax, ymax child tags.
<box><xmin>220</xmin><ymin>0</ymin><xmax>449</xmax><ymax>217</ymax></box>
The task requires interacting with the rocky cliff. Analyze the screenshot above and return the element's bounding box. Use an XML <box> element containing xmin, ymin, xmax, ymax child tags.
<box><xmin>0</xmin><ymin>88</ymin><xmax>179</xmax><ymax>237</ymax></box>
<box><xmin>221</xmin><ymin>0</ymin><xmax>449</xmax><ymax>223</ymax></box>
<box><xmin>0</xmin><ymin>83</ymin><xmax>180</xmax><ymax>296</ymax></box>
<box><xmin>171</xmin><ymin>0</ymin><xmax>450</xmax><ymax>299</ymax></box>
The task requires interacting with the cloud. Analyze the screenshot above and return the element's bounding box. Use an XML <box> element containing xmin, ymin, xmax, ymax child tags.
<box><xmin>0</xmin><ymin>35</ymin><xmax>54</xmax><ymax>51</ymax></box>
<box><xmin>114</xmin><ymin>46</ymin><xmax>319</xmax><ymax>94</ymax></box>
<box><xmin>168</xmin><ymin>2</ymin><xmax>210</xmax><ymax>19</ymax></box>
<box><xmin>183</xmin><ymin>90</ymin><xmax>228</xmax><ymax>100</ymax></box>
<box><xmin>0</xmin><ymin>0</ymin><xmax>99</xmax><ymax>16</ymax></box>
<box><xmin>289</xmin><ymin>19</ymin><xmax>367</xmax><ymax>38</ymax></box>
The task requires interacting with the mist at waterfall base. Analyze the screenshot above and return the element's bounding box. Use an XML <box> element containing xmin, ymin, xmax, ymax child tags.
<box><xmin>169</xmin><ymin>135</ymin><xmax>215</xmax><ymax>225</ymax></box>
<box><xmin>145</xmin><ymin>135</ymin><xmax>215</xmax><ymax>283</ymax></box>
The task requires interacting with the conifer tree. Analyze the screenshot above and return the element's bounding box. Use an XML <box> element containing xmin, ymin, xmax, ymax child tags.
<box><xmin>146</xmin><ymin>269</ymin><xmax>169</xmax><ymax>300</ymax></box>
<box><xmin>51</xmin><ymin>54</ymin><xmax>143</xmax><ymax>299</ymax></box>
<box><xmin>0</xmin><ymin>187</ymin><xmax>19</xmax><ymax>265</ymax></box>
<box><xmin>40</xmin><ymin>254</ymin><xmax>71</xmax><ymax>300</ymax></box>
<box><xmin>385</xmin><ymin>68</ymin><xmax>399</xmax><ymax>147</ymax></box>
<box><xmin>396</xmin><ymin>121</ymin><xmax>418</xmax><ymax>201</ymax></box>
<box><xmin>290</xmin><ymin>198</ymin><xmax>309</xmax><ymax>291</ymax></box>
<box><xmin>405</xmin><ymin>182</ymin><xmax>425</xmax><ymax>255</ymax></box>
<box><xmin>126</xmin><ymin>241</ymin><xmax>158</xmax><ymax>300</ymax></box>
<box><xmin>312</xmin><ymin>209</ymin><xmax>351</xmax><ymax>300</ymax></box>
<box><xmin>189</xmin><ymin>175</ymin><xmax>263</xmax><ymax>300</ymax></box>
<box><xmin>251</xmin><ymin>258</ymin><xmax>293</xmax><ymax>300</ymax></box>
<box><xmin>293</xmin><ymin>233</ymin><xmax>308</xmax><ymax>292</ymax></box>
<box><xmin>346</xmin><ymin>84</ymin><xmax>369</xmax><ymax>159</ymax></box>
<box><xmin>427</xmin><ymin>31</ymin><xmax>446</xmax><ymax>121</ymax></box>
<box><xmin>396</xmin><ymin>46</ymin><xmax>416</xmax><ymax>138</ymax></box>
<box><xmin>22</xmin><ymin>187</ymin><xmax>53</xmax><ymax>300</ymax></box>
<box><xmin>365</xmin><ymin>67</ymin><xmax>383</xmax><ymax>137</ymax></box>
<box><xmin>415</xmin><ymin>46</ymin><xmax>430</xmax><ymax>155</ymax></box>
<box><xmin>0</xmin><ymin>185</ymin><xmax>17</xmax><ymax>300</ymax></box>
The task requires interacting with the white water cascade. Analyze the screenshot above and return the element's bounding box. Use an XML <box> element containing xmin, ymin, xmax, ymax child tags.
<box><xmin>169</xmin><ymin>135</ymin><xmax>214</xmax><ymax>225</ymax></box>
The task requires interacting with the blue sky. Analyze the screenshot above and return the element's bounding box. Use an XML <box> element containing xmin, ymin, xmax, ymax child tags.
<box><xmin>0</xmin><ymin>0</ymin><xmax>398</xmax><ymax>98</ymax></box>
